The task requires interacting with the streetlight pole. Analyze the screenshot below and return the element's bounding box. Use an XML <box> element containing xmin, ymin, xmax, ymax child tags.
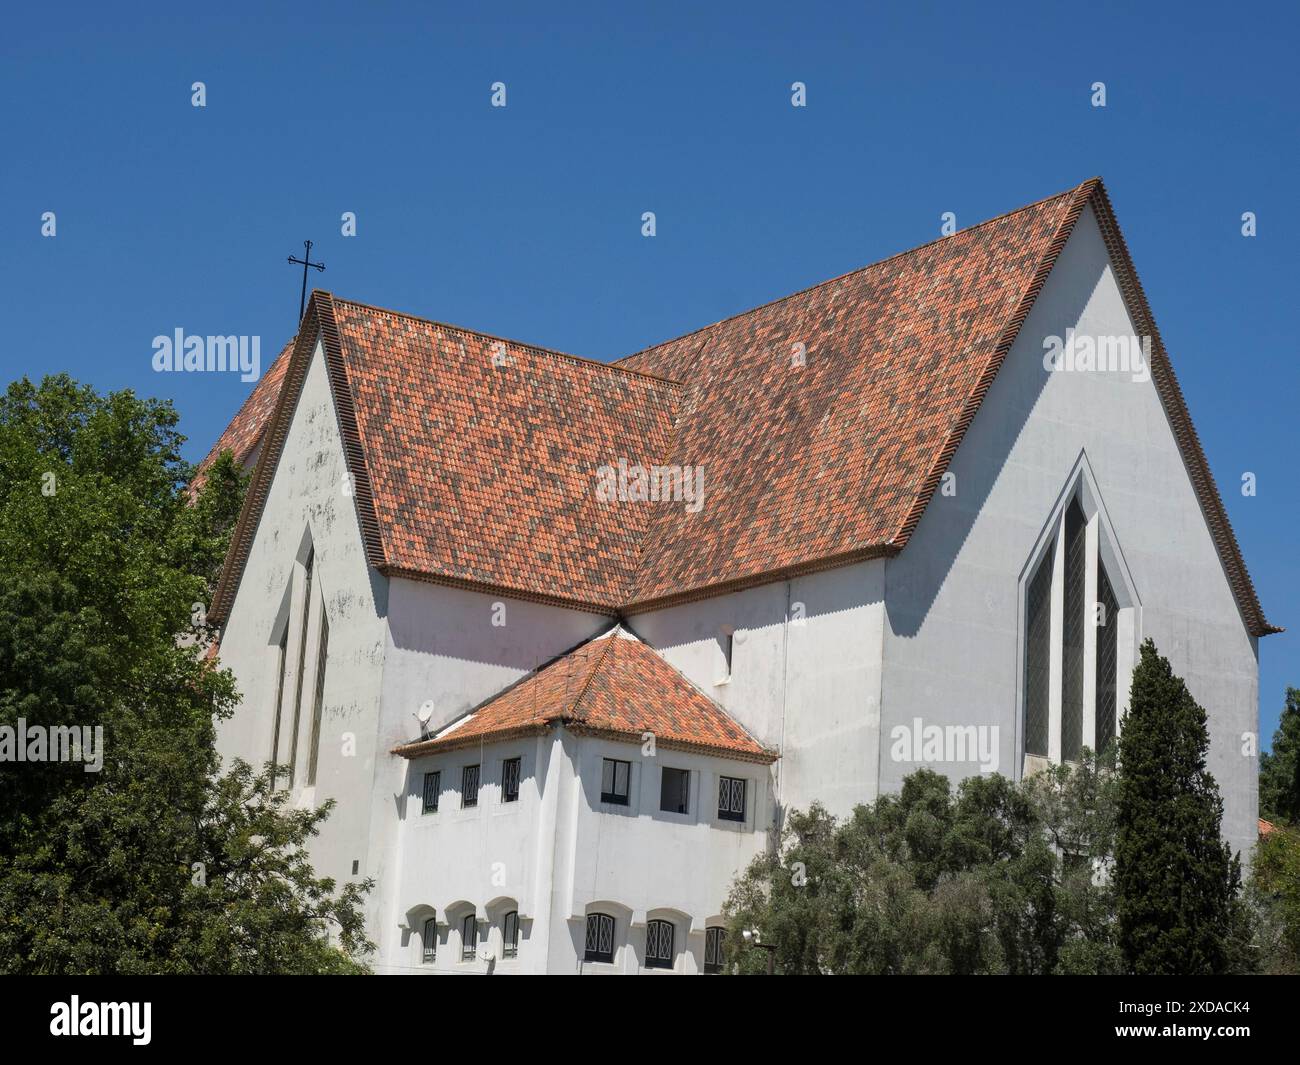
<box><xmin>742</xmin><ymin>927</ymin><xmax>777</xmax><ymax>975</ymax></box>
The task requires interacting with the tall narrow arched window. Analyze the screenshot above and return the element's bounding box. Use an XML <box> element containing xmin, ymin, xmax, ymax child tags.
<box><xmin>645</xmin><ymin>919</ymin><xmax>675</xmax><ymax>969</ymax></box>
<box><xmin>421</xmin><ymin>916</ymin><xmax>437</xmax><ymax>964</ymax></box>
<box><xmin>704</xmin><ymin>927</ymin><xmax>726</xmax><ymax>974</ymax></box>
<box><xmin>584</xmin><ymin>913</ymin><xmax>615</xmax><ymax>963</ymax></box>
<box><xmin>1095</xmin><ymin>565</ymin><xmax>1120</xmax><ymax>755</ymax></box>
<box><xmin>1060</xmin><ymin>499</ymin><xmax>1087</xmax><ymax>763</ymax></box>
<box><xmin>306</xmin><ymin>603</ymin><xmax>329</xmax><ymax>786</ymax></box>
<box><xmin>502</xmin><ymin>910</ymin><xmax>519</xmax><ymax>959</ymax></box>
<box><xmin>269</xmin><ymin>627</ymin><xmax>289</xmax><ymax>788</ymax></box>
<box><xmin>286</xmin><ymin>548</ymin><xmax>314</xmax><ymax>788</ymax></box>
<box><xmin>1024</xmin><ymin>543</ymin><xmax>1054</xmax><ymax>757</ymax></box>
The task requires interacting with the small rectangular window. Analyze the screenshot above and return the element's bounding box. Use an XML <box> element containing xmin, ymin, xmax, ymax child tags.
<box><xmin>461</xmin><ymin>764</ymin><xmax>480</xmax><ymax>808</ymax></box>
<box><xmin>601</xmin><ymin>758</ymin><xmax>631</xmax><ymax>805</ymax></box>
<box><xmin>461</xmin><ymin>914</ymin><xmax>478</xmax><ymax>961</ymax></box>
<box><xmin>422</xmin><ymin>770</ymin><xmax>440</xmax><ymax>814</ymax></box>
<box><xmin>718</xmin><ymin>776</ymin><xmax>746</xmax><ymax>822</ymax></box>
<box><xmin>502</xmin><ymin>757</ymin><xmax>521</xmax><ymax>803</ymax></box>
<box><xmin>421</xmin><ymin>917</ymin><xmax>437</xmax><ymax>963</ymax></box>
<box><xmin>704</xmin><ymin>927</ymin><xmax>725</xmax><ymax>974</ymax></box>
<box><xmin>660</xmin><ymin>767</ymin><xmax>690</xmax><ymax>814</ymax></box>
<box><xmin>724</xmin><ymin>632</ymin><xmax>734</xmax><ymax>676</ymax></box>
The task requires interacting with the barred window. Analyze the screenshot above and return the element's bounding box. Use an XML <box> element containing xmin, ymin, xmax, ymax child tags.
<box><xmin>718</xmin><ymin>776</ymin><xmax>746</xmax><ymax>822</ymax></box>
<box><xmin>421</xmin><ymin>771</ymin><xmax>440</xmax><ymax>814</ymax></box>
<box><xmin>461</xmin><ymin>914</ymin><xmax>478</xmax><ymax>961</ymax></box>
<box><xmin>584</xmin><ymin>912</ymin><xmax>615</xmax><ymax>963</ymax></box>
<box><xmin>502</xmin><ymin>910</ymin><xmax>519</xmax><ymax>959</ymax></box>
<box><xmin>421</xmin><ymin>916</ymin><xmax>436</xmax><ymax>963</ymax></box>
<box><xmin>501</xmin><ymin>757</ymin><xmax>521</xmax><ymax>803</ymax></box>
<box><xmin>461</xmin><ymin>764</ymin><xmax>480</xmax><ymax>808</ymax></box>
<box><xmin>660</xmin><ymin>766</ymin><xmax>690</xmax><ymax>814</ymax></box>
<box><xmin>704</xmin><ymin>927</ymin><xmax>725</xmax><ymax>974</ymax></box>
<box><xmin>601</xmin><ymin>758</ymin><xmax>630</xmax><ymax>805</ymax></box>
<box><xmin>645</xmin><ymin>919</ymin><xmax>674</xmax><ymax>969</ymax></box>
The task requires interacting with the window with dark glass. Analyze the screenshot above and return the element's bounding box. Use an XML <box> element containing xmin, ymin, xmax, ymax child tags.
<box><xmin>645</xmin><ymin>919</ymin><xmax>674</xmax><ymax>969</ymax></box>
<box><xmin>601</xmin><ymin>758</ymin><xmax>630</xmax><ymax>805</ymax></box>
<box><xmin>1024</xmin><ymin>542</ymin><xmax>1054</xmax><ymax>757</ymax></box>
<box><xmin>1095</xmin><ymin>565</ymin><xmax>1120</xmax><ymax>756</ymax></box>
<box><xmin>584</xmin><ymin>913</ymin><xmax>615</xmax><ymax>963</ymax></box>
<box><xmin>461</xmin><ymin>914</ymin><xmax>477</xmax><ymax>961</ymax></box>
<box><xmin>718</xmin><ymin>776</ymin><xmax>746</xmax><ymax>822</ymax></box>
<box><xmin>660</xmin><ymin>766</ymin><xmax>690</xmax><ymax>814</ymax></box>
<box><xmin>502</xmin><ymin>910</ymin><xmax>519</xmax><ymax>959</ymax></box>
<box><xmin>306</xmin><ymin>605</ymin><xmax>329</xmax><ymax>786</ymax></box>
<box><xmin>461</xmin><ymin>764</ymin><xmax>480</xmax><ymax>808</ymax></box>
<box><xmin>722</xmin><ymin>631</ymin><xmax>734</xmax><ymax>677</ymax></box>
<box><xmin>1060</xmin><ymin>500</ymin><xmax>1087</xmax><ymax>762</ymax></box>
<box><xmin>421</xmin><ymin>770</ymin><xmax>440</xmax><ymax>813</ymax></box>
<box><xmin>501</xmin><ymin>757</ymin><xmax>521</xmax><ymax>803</ymax></box>
<box><xmin>421</xmin><ymin>916</ymin><xmax>436</xmax><ymax>963</ymax></box>
<box><xmin>704</xmin><ymin>927</ymin><xmax>725</xmax><ymax>974</ymax></box>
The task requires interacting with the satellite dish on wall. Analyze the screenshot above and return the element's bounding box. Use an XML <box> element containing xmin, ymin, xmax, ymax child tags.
<box><xmin>416</xmin><ymin>700</ymin><xmax>435</xmax><ymax>738</ymax></box>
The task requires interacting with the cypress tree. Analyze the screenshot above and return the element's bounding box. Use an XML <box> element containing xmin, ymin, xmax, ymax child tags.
<box><xmin>1115</xmin><ymin>639</ymin><xmax>1240</xmax><ymax>974</ymax></box>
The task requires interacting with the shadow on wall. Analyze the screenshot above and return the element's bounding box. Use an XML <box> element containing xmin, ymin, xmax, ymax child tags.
<box><xmin>884</xmin><ymin>238</ymin><xmax>1100</xmax><ymax>639</ymax></box>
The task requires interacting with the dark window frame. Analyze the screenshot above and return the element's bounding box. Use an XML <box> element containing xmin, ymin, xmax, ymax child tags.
<box><xmin>421</xmin><ymin>770</ymin><xmax>440</xmax><ymax>814</ymax></box>
<box><xmin>461</xmin><ymin>764</ymin><xmax>480</xmax><ymax>808</ymax></box>
<box><xmin>660</xmin><ymin>766</ymin><xmax>690</xmax><ymax>815</ymax></box>
<box><xmin>584</xmin><ymin>912</ymin><xmax>615</xmax><ymax>963</ymax></box>
<box><xmin>421</xmin><ymin>916</ymin><xmax>437</xmax><ymax>963</ymax></box>
<box><xmin>501</xmin><ymin>756</ymin><xmax>521</xmax><ymax>803</ymax></box>
<box><xmin>704</xmin><ymin>927</ymin><xmax>725</xmax><ymax>974</ymax></box>
<box><xmin>717</xmin><ymin>775</ymin><xmax>747</xmax><ymax>822</ymax></box>
<box><xmin>502</xmin><ymin>910</ymin><xmax>519</xmax><ymax>959</ymax></box>
<box><xmin>645</xmin><ymin>919</ymin><xmax>675</xmax><ymax>969</ymax></box>
<box><xmin>461</xmin><ymin>913</ymin><xmax>478</xmax><ymax>961</ymax></box>
<box><xmin>600</xmin><ymin>757</ymin><xmax>631</xmax><ymax>806</ymax></box>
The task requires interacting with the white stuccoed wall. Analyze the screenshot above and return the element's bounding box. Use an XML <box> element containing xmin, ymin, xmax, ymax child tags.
<box><xmin>214</xmin><ymin>341</ymin><xmax>390</xmax><ymax>930</ymax></box>
<box><xmin>629</xmin><ymin>560</ymin><xmax>885</xmax><ymax>819</ymax></box>
<box><xmin>879</xmin><ymin>205</ymin><xmax>1259</xmax><ymax>859</ymax></box>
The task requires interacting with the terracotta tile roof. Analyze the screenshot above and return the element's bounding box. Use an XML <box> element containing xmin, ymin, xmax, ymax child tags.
<box><xmin>207</xmin><ymin>179</ymin><xmax>1278</xmax><ymax>637</ymax></box>
<box><xmin>391</xmin><ymin>626</ymin><xmax>776</xmax><ymax>763</ymax></box>
<box><xmin>329</xmin><ymin>300</ymin><xmax>680</xmax><ymax>611</ymax></box>
<box><xmin>1259</xmin><ymin>817</ymin><xmax>1277</xmax><ymax>837</ymax></box>
<box><xmin>190</xmin><ymin>339</ymin><xmax>293</xmax><ymax>492</ymax></box>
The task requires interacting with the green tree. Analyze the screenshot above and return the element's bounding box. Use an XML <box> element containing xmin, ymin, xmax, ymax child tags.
<box><xmin>723</xmin><ymin>763</ymin><xmax>1122</xmax><ymax>975</ymax></box>
<box><xmin>0</xmin><ymin>374</ymin><xmax>370</xmax><ymax>973</ymax></box>
<box><xmin>1259</xmin><ymin>688</ymin><xmax>1300</xmax><ymax>826</ymax></box>
<box><xmin>1115</xmin><ymin>639</ymin><xmax>1241</xmax><ymax>974</ymax></box>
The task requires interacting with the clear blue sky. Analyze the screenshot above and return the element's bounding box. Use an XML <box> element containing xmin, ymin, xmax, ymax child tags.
<box><xmin>1</xmin><ymin>1</ymin><xmax>1295</xmax><ymax>746</ymax></box>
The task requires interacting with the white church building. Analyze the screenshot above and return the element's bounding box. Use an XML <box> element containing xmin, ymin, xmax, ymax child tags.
<box><xmin>202</xmin><ymin>179</ymin><xmax>1278</xmax><ymax>974</ymax></box>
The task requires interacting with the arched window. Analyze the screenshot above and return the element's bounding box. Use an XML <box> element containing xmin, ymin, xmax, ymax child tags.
<box><xmin>502</xmin><ymin>910</ymin><xmax>519</xmax><ymax>959</ymax></box>
<box><xmin>1023</xmin><ymin>476</ymin><xmax>1133</xmax><ymax>765</ymax></box>
<box><xmin>645</xmin><ymin>919</ymin><xmax>674</xmax><ymax>969</ymax></box>
<box><xmin>584</xmin><ymin>913</ymin><xmax>615</xmax><ymax>963</ymax></box>
<box><xmin>704</xmin><ymin>927</ymin><xmax>725</xmax><ymax>974</ymax></box>
<box><xmin>421</xmin><ymin>915</ymin><xmax>437</xmax><ymax>964</ymax></box>
<box><xmin>461</xmin><ymin>914</ymin><xmax>478</xmax><ymax>961</ymax></box>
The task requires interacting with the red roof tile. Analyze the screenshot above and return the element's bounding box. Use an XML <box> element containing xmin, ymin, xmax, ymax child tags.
<box><xmin>207</xmin><ymin>180</ymin><xmax>1278</xmax><ymax>637</ymax></box>
<box><xmin>391</xmin><ymin>627</ymin><xmax>775</xmax><ymax>763</ymax></box>
<box><xmin>190</xmin><ymin>339</ymin><xmax>293</xmax><ymax>492</ymax></box>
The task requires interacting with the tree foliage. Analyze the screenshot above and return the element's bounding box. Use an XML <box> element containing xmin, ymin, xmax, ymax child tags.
<box><xmin>1114</xmin><ymin>639</ymin><xmax>1243</xmax><ymax>975</ymax></box>
<box><xmin>0</xmin><ymin>374</ymin><xmax>371</xmax><ymax>973</ymax></box>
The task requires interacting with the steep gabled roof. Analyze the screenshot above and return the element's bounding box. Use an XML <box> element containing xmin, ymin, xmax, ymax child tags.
<box><xmin>190</xmin><ymin>339</ymin><xmax>293</xmax><ymax>492</ymax></box>
<box><xmin>391</xmin><ymin>626</ymin><xmax>776</xmax><ymax>763</ymax></box>
<box><xmin>206</xmin><ymin>179</ymin><xmax>1278</xmax><ymax>637</ymax></box>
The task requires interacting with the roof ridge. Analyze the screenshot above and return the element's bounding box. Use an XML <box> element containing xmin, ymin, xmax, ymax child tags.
<box><xmin>617</xmin><ymin>179</ymin><xmax>1095</xmax><ymax>364</ymax></box>
<box><xmin>562</xmin><ymin>631</ymin><xmax>619</xmax><ymax>723</ymax></box>
<box><xmin>331</xmin><ymin>295</ymin><xmax>683</xmax><ymax>387</ymax></box>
